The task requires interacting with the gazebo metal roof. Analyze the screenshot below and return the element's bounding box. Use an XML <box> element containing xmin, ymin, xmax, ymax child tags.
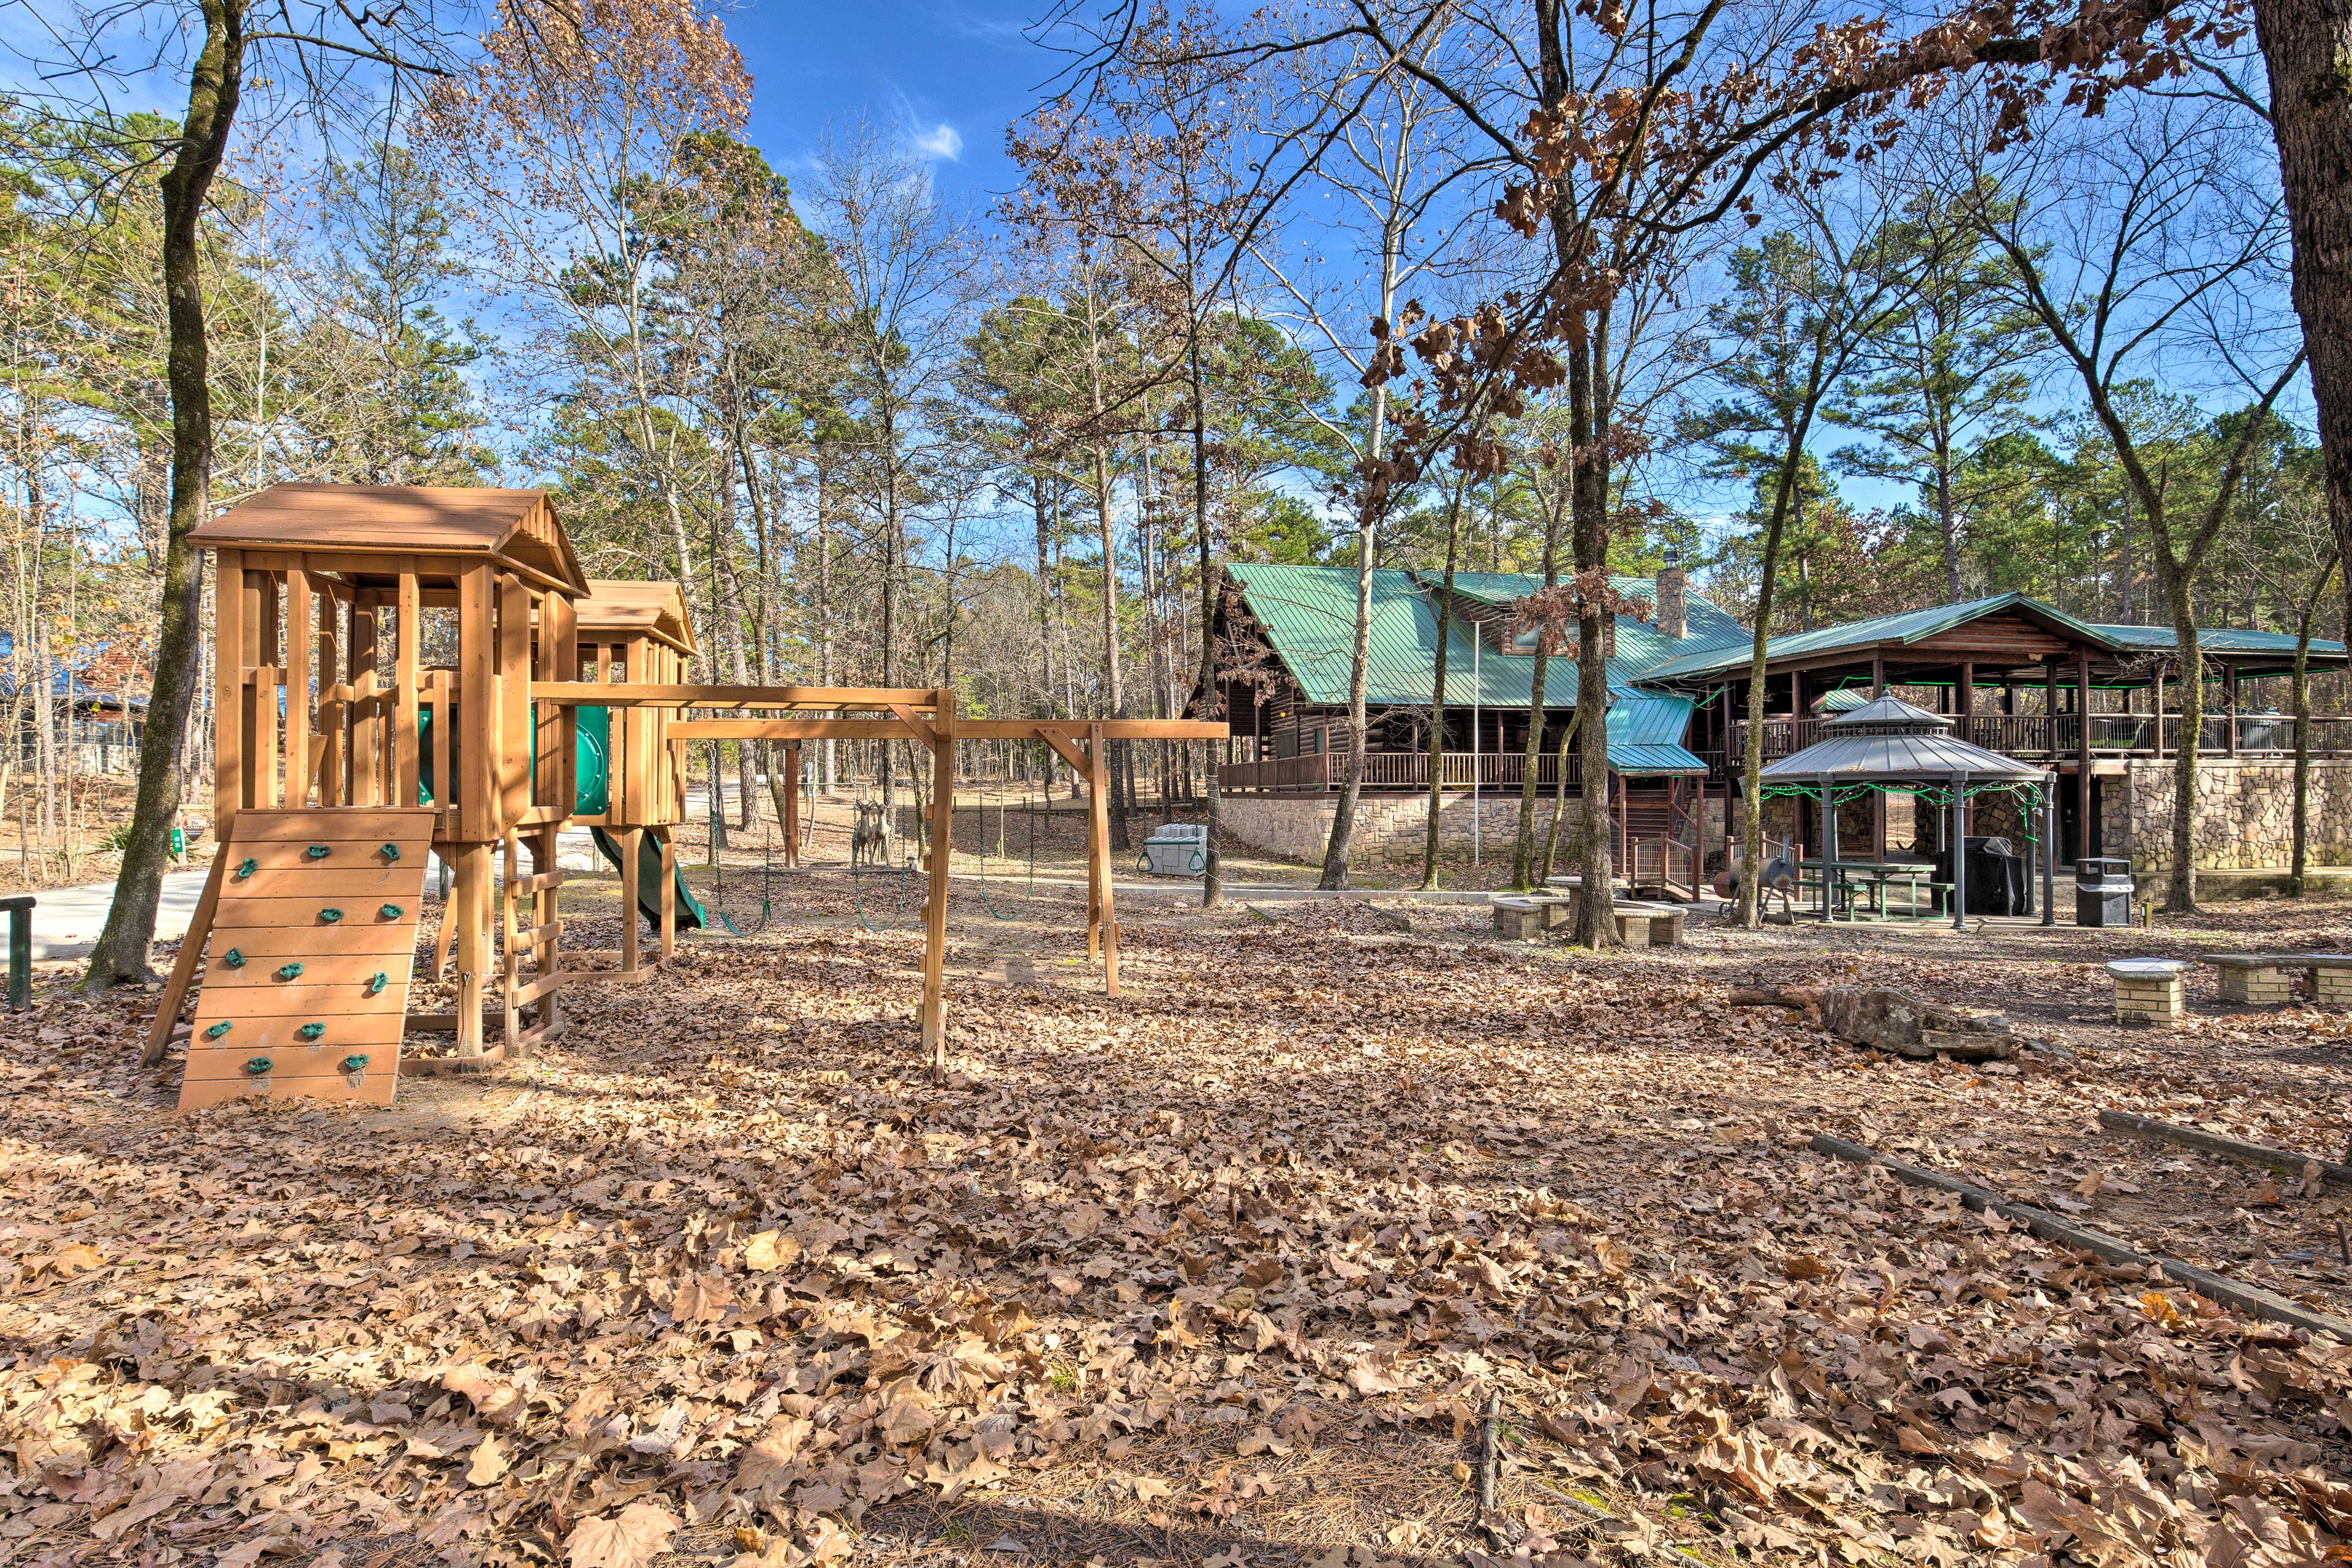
<box><xmin>1758</xmin><ymin>696</ymin><xmax>2046</xmax><ymax>783</ymax></box>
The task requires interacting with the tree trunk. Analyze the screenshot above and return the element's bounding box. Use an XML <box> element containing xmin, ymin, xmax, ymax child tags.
<box><xmin>1539</xmin><ymin>707</ymin><xmax>1583</xmax><ymax>883</ymax></box>
<box><xmin>92</xmin><ymin>0</ymin><xmax>245</xmax><ymax>994</ymax></box>
<box><xmin>1422</xmin><ymin>472</ymin><xmax>1469</xmax><ymax>890</ymax></box>
<box><xmin>1191</xmin><ymin>330</ymin><xmax>1222</xmax><ymax>907</ymax></box>
<box><xmin>2250</xmin><ymin>0</ymin><xmax>2352</xmax><ymax>673</ymax></box>
<box><xmin>2290</xmin><ymin>552</ymin><xmax>2337</xmax><ymax>896</ymax></box>
<box><xmin>2161</xmin><ymin>584</ymin><xmax>2202</xmax><ymax>913</ymax></box>
<box><xmin>814</xmin><ymin>451</ymin><xmax>837</xmax><ymax>795</ymax></box>
<box><xmin>1034</xmin><ymin>473</ymin><xmax>1058</xmax><ymax>796</ymax></box>
<box><xmin>1091</xmin><ymin>442</ymin><xmax>1129</xmax><ymax>851</ymax></box>
<box><xmin>1737</xmin><ymin>439</ymin><xmax>1808</xmax><ymax>928</ymax></box>
<box><xmin>1569</xmin><ymin>326</ymin><xmax>1618</xmax><ymax>947</ymax></box>
<box><xmin>1510</xmin><ymin>493</ymin><xmax>1561</xmax><ymax>891</ymax></box>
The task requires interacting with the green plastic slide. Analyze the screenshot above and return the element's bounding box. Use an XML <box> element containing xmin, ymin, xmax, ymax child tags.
<box><xmin>423</xmin><ymin>702</ymin><xmax>729</xmax><ymax>935</ymax></box>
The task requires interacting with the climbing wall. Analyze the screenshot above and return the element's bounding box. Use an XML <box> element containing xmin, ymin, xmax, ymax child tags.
<box><xmin>179</xmin><ymin>808</ymin><xmax>435</xmax><ymax>1110</ymax></box>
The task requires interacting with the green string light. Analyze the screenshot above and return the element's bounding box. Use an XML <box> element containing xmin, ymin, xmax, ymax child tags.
<box><xmin>234</xmin><ymin>858</ymin><xmax>258</xmax><ymax>880</ymax></box>
<box><xmin>221</xmin><ymin>948</ymin><xmax>245</xmax><ymax>969</ymax></box>
<box><xmin>204</xmin><ymin>1020</ymin><xmax>233</xmax><ymax>1040</ymax></box>
<box><xmin>1755</xmin><ymin>778</ymin><xmax>2048</xmax><ymax>848</ymax></box>
<box><xmin>379</xmin><ymin>903</ymin><xmax>404</xmax><ymax>920</ymax></box>
<box><xmin>304</xmin><ymin>844</ymin><xmax>331</xmax><ymax>860</ymax></box>
<box><xmin>379</xmin><ymin>843</ymin><xmax>401</xmax><ymax>861</ymax></box>
<box><xmin>244</xmin><ymin>1056</ymin><xmax>273</xmax><ymax>1076</ymax></box>
<box><xmin>298</xmin><ymin>1022</ymin><xmax>326</xmax><ymax>1041</ymax></box>
<box><xmin>364</xmin><ymin>971</ymin><xmax>388</xmax><ymax>996</ymax></box>
<box><xmin>319</xmin><ymin>908</ymin><xmax>344</xmax><ymax>924</ymax></box>
<box><xmin>275</xmin><ymin>962</ymin><xmax>304</xmax><ymax>982</ymax></box>
<box><xmin>341</xmin><ymin>1054</ymin><xmax>370</xmax><ymax>1073</ymax></box>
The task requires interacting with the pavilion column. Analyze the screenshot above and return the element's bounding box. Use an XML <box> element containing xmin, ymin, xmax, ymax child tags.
<box><xmin>1958</xmin><ymin>662</ymin><xmax>1975</xmax><ymax>837</ymax></box>
<box><xmin>2074</xmin><ymin>649</ymin><xmax>2092</xmax><ymax>865</ymax></box>
<box><xmin>2225</xmin><ymin>663</ymin><xmax>2239</xmax><ymax>755</ymax></box>
<box><xmin>1872</xmin><ymin>654</ymin><xmax>1885</xmax><ymax>699</ymax></box>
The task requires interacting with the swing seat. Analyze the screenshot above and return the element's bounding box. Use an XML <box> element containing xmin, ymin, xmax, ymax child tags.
<box><xmin>1139</xmin><ymin>823</ymin><xmax>1208</xmax><ymax>878</ymax></box>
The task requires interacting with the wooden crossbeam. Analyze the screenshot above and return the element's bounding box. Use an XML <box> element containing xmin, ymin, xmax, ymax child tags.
<box><xmin>529</xmin><ymin>682</ymin><xmax>943</xmax><ymax>710</ymax></box>
<box><xmin>959</xmin><ymin>718</ymin><xmax>1229</xmax><ymax>741</ymax></box>
<box><xmin>666</xmin><ymin>718</ymin><xmax>933</xmax><ymax>743</ymax></box>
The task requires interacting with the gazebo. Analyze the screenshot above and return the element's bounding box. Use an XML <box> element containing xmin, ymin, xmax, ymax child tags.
<box><xmin>1758</xmin><ymin>696</ymin><xmax>2054</xmax><ymax>929</ymax></box>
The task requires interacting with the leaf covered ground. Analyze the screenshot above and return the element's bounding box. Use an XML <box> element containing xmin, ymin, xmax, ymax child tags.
<box><xmin>4</xmin><ymin>880</ymin><xmax>2351</xmax><ymax>1568</ymax></box>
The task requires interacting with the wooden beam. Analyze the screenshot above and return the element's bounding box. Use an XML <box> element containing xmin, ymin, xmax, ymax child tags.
<box><xmin>285</xmin><ymin>569</ymin><xmax>313</xmax><ymax>809</ymax></box>
<box><xmin>957</xmin><ymin>718</ymin><xmax>1230</xmax><ymax>741</ymax></box>
<box><xmin>396</xmin><ymin>569</ymin><xmax>421</xmax><ymax>810</ymax></box>
<box><xmin>460</xmin><ymin>564</ymin><xmax>496</xmax><ymax>842</ymax></box>
<box><xmin>1093</xmin><ymin>724</ymin><xmax>1118</xmax><ymax>998</ymax></box>
<box><xmin>141</xmin><ymin>850</ymin><xmax>229</xmax><ymax>1066</ymax></box>
<box><xmin>921</xmin><ymin>691</ymin><xmax>955</xmax><ymax>1066</ymax></box>
<box><xmin>498</xmin><ymin>573</ymin><xmax>532</xmax><ymax>828</ymax></box>
<box><xmin>530</xmin><ymin>682</ymin><xmax>943</xmax><ymax>709</ymax></box>
<box><xmin>1039</xmin><ymin>731</ymin><xmax>1093</xmax><ymax>777</ymax></box>
<box><xmin>666</xmin><ymin>718</ymin><xmax>935</xmax><ymax>742</ymax></box>
<box><xmin>214</xmin><ymin>551</ymin><xmax>244</xmax><ymax>830</ymax></box>
<box><xmin>889</xmin><ymin>701</ymin><xmax>940</xmax><ymax>752</ymax></box>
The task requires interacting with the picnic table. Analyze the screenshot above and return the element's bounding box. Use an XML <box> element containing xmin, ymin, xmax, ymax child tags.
<box><xmin>1798</xmin><ymin>859</ymin><xmax>1945</xmax><ymax>920</ymax></box>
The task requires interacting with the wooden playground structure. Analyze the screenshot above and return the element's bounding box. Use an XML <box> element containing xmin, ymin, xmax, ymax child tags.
<box><xmin>147</xmin><ymin>484</ymin><xmax>1226</xmax><ymax>1107</ymax></box>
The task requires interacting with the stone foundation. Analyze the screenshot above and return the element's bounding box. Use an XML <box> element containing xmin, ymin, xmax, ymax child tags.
<box><xmin>2110</xmin><ymin>758</ymin><xmax>2352</xmax><ymax>872</ymax></box>
<box><xmin>1218</xmin><ymin>792</ymin><xmax>1567</xmax><ymax>865</ymax></box>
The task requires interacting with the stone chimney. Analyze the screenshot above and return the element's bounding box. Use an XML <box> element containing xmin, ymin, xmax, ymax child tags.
<box><xmin>1655</xmin><ymin>564</ymin><xmax>1688</xmax><ymax>639</ymax></box>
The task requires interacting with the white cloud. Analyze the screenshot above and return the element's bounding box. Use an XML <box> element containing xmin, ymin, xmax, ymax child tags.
<box><xmin>912</xmin><ymin>122</ymin><xmax>963</xmax><ymax>161</ymax></box>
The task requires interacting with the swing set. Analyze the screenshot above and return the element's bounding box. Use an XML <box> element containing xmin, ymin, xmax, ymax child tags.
<box><xmin>148</xmin><ymin>482</ymin><xmax>1227</xmax><ymax>1106</ymax></box>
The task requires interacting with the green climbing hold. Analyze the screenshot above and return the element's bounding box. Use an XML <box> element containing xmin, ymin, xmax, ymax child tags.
<box><xmin>244</xmin><ymin>1057</ymin><xmax>272</xmax><ymax>1076</ymax></box>
<box><xmin>205</xmin><ymin>1020</ymin><xmax>233</xmax><ymax>1040</ymax></box>
<box><xmin>222</xmin><ymin>948</ymin><xmax>246</xmax><ymax>969</ymax></box>
<box><xmin>379</xmin><ymin>843</ymin><xmax>401</xmax><ymax>861</ymax></box>
<box><xmin>341</xmin><ymin>1054</ymin><xmax>370</xmax><ymax>1073</ymax></box>
<box><xmin>235</xmin><ymin>858</ymin><xmax>258</xmax><ymax>880</ymax></box>
<box><xmin>275</xmin><ymin>962</ymin><xmax>304</xmax><ymax>981</ymax></box>
<box><xmin>319</xmin><ymin>908</ymin><xmax>344</xmax><ymax>924</ymax></box>
<box><xmin>298</xmin><ymin>1022</ymin><xmax>326</xmax><ymax>1041</ymax></box>
<box><xmin>364</xmin><ymin>971</ymin><xmax>388</xmax><ymax>996</ymax></box>
<box><xmin>379</xmin><ymin>903</ymin><xmax>404</xmax><ymax>920</ymax></box>
<box><xmin>304</xmin><ymin>844</ymin><xmax>331</xmax><ymax>860</ymax></box>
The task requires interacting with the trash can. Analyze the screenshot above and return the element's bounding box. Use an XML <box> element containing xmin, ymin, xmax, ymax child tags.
<box><xmin>1140</xmin><ymin>823</ymin><xmax>1208</xmax><ymax>878</ymax></box>
<box><xmin>2076</xmin><ymin>856</ymin><xmax>2134</xmax><ymax>927</ymax></box>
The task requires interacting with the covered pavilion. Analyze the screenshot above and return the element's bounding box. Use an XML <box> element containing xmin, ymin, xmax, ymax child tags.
<box><xmin>1758</xmin><ymin>697</ymin><xmax>2053</xmax><ymax>929</ymax></box>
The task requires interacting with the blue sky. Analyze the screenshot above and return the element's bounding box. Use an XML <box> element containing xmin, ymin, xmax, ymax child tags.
<box><xmin>737</xmin><ymin>0</ymin><xmax>1052</xmax><ymax>212</ymax></box>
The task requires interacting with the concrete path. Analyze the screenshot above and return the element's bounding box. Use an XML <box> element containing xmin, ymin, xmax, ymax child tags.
<box><xmin>21</xmin><ymin>867</ymin><xmax>214</xmax><ymax>962</ymax></box>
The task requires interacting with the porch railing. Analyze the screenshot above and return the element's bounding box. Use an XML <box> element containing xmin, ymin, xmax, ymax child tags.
<box><xmin>1223</xmin><ymin>749</ymin><xmax>1586</xmax><ymax>792</ymax></box>
<box><xmin>1723</xmin><ymin>712</ymin><xmax>2352</xmax><ymax>767</ymax></box>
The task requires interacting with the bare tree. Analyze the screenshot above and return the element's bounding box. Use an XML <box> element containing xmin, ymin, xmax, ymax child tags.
<box><xmin>23</xmin><ymin>0</ymin><xmax>477</xmax><ymax>987</ymax></box>
<box><xmin>1959</xmin><ymin>101</ymin><xmax>2304</xmax><ymax>911</ymax></box>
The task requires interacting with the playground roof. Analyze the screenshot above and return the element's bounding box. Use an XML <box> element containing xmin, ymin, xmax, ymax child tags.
<box><xmin>575</xmin><ymin>580</ymin><xmax>696</xmax><ymax>654</ymax></box>
<box><xmin>192</xmin><ymin>485</ymin><xmax>590</xmax><ymax>596</ymax></box>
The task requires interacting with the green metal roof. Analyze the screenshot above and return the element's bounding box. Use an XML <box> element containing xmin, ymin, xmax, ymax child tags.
<box><xmin>1429</xmin><ymin>571</ymin><xmax>1751</xmax><ymax>677</ymax></box>
<box><xmin>2091</xmin><ymin>623</ymin><xmax>2348</xmax><ymax>657</ymax></box>
<box><xmin>1606</xmin><ymin>692</ymin><xmax>1707</xmax><ymax>775</ymax></box>
<box><xmin>1640</xmin><ymin>591</ymin><xmax>2122</xmax><ymax>682</ymax></box>
<box><xmin>1226</xmin><ymin>564</ymin><xmax>1572</xmax><ymax>709</ymax></box>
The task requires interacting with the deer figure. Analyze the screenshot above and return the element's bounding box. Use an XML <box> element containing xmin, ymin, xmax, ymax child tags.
<box><xmin>851</xmin><ymin>801</ymin><xmax>889</xmax><ymax>869</ymax></box>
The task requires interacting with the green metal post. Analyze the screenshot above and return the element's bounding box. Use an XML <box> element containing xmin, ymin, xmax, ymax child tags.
<box><xmin>1</xmin><ymin>895</ymin><xmax>32</xmax><ymax>1011</ymax></box>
